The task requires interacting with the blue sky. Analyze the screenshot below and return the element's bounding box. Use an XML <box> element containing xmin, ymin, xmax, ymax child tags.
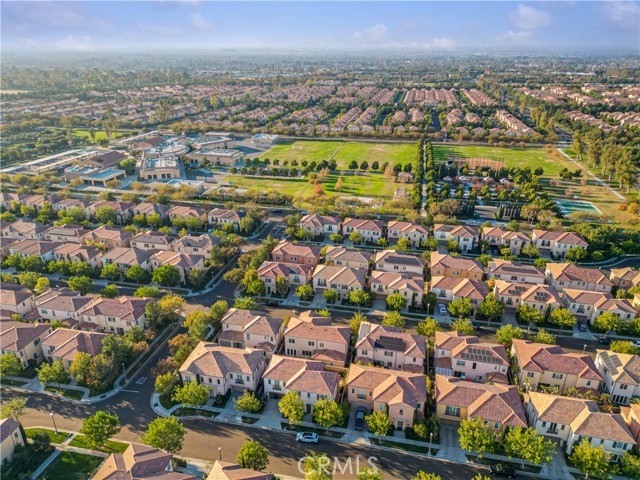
<box><xmin>1</xmin><ymin>1</ymin><xmax>639</xmax><ymax>52</ymax></box>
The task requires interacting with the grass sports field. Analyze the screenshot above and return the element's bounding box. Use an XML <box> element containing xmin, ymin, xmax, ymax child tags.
<box><xmin>259</xmin><ymin>140</ymin><xmax>415</xmax><ymax>170</ymax></box>
<box><xmin>433</xmin><ymin>144</ymin><xmax>576</xmax><ymax>177</ymax></box>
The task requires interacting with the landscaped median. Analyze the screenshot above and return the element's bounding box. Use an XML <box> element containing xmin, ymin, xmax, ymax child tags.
<box><xmin>36</xmin><ymin>451</ymin><xmax>104</xmax><ymax>480</ymax></box>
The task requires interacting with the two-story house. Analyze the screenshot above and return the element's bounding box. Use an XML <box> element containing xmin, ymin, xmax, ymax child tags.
<box><xmin>9</xmin><ymin>239</ymin><xmax>62</xmax><ymax>262</ymax></box>
<box><xmin>0</xmin><ymin>284</ymin><xmax>36</xmax><ymax>318</ymax></box>
<box><xmin>374</xmin><ymin>250</ymin><xmax>425</xmax><ymax>276</ymax></box>
<box><xmin>386</xmin><ymin>221</ymin><xmax>429</xmax><ymax>248</ymax></box>
<box><xmin>81</xmin><ymin>225</ymin><xmax>133</xmax><ymax>250</ymax></box>
<box><xmin>42</xmin><ymin>224</ymin><xmax>90</xmax><ymax>244</ymax></box>
<box><xmin>42</xmin><ymin>328</ymin><xmax>107</xmax><ymax>369</ymax></box>
<box><xmin>0</xmin><ymin>321</ymin><xmax>52</xmax><ymax>368</ymax></box>
<box><xmin>324</xmin><ymin>247</ymin><xmax>371</xmax><ymax>270</ymax></box>
<box><xmin>545</xmin><ymin>263</ymin><xmax>613</xmax><ymax>293</ymax></box>
<box><xmin>130</xmin><ymin>231</ymin><xmax>174</xmax><ymax>251</ymax></box>
<box><xmin>312</xmin><ymin>265</ymin><xmax>367</xmax><ymax>301</ymax></box>
<box><xmin>93</xmin><ymin>444</ymin><xmax>195</xmax><ymax>480</ymax></box>
<box><xmin>257</xmin><ymin>261</ymin><xmax>313</xmax><ymax>295</ymax></box>
<box><xmin>271</xmin><ymin>240</ymin><xmax>322</xmax><ymax>266</ymax></box>
<box><xmin>149</xmin><ymin>251</ymin><xmax>206</xmax><ymax>284</ymax></box>
<box><xmin>36</xmin><ymin>288</ymin><xmax>95</xmax><ymax>325</ymax></box>
<box><xmin>481</xmin><ymin>227</ymin><xmax>530</xmax><ymax>256</ymax></box>
<box><xmin>532</xmin><ymin>230</ymin><xmax>588</xmax><ymax>259</ymax></box>
<box><xmin>494</xmin><ymin>281</ymin><xmax>562</xmax><ymax>312</ymax></box>
<box><xmin>283</xmin><ymin>311</ymin><xmax>350</xmax><ymax>366</ymax></box>
<box><xmin>354</xmin><ymin>322</ymin><xmax>426</xmax><ymax>373</ymax></box>
<box><xmin>166</xmin><ymin>205</ymin><xmax>207</xmax><ymax>224</ymax></box>
<box><xmin>172</xmin><ymin>233</ymin><xmax>220</xmax><ymax>257</ymax></box>
<box><xmin>609</xmin><ymin>268</ymin><xmax>640</xmax><ymax>290</ymax></box>
<box><xmin>299</xmin><ymin>213</ymin><xmax>340</xmax><ymax>238</ymax></box>
<box><xmin>341</xmin><ymin>218</ymin><xmax>385</xmax><ymax>244</ymax></box>
<box><xmin>429</xmin><ymin>276</ymin><xmax>490</xmax><ymax>311</ymax></box>
<box><xmin>79</xmin><ymin>296</ymin><xmax>152</xmax><ymax>334</ymax></box>
<box><xmin>595</xmin><ymin>350</ymin><xmax>640</xmax><ymax>405</ymax></box>
<box><xmin>432</xmin><ymin>224</ymin><xmax>479</xmax><ymax>253</ymax></box>
<box><xmin>207</xmin><ymin>208</ymin><xmax>245</xmax><ymax>231</ymax></box>
<box><xmin>370</xmin><ymin>271</ymin><xmax>424</xmax><ymax>307</ymax></box>
<box><xmin>218</xmin><ymin>308</ymin><xmax>284</xmax><ymax>353</ymax></box>
<box><xmin>429</xmin><ymin>253</ymin><xmax>483</xmax><ymax>280</ymax></box>
<box><xmin>102</xmin><ymin>247</ymin><xmax>156</xmax><ymax>273</ymax></box>
<box><xmin>53</xmin><ymin>243</ymin><xmax>103</xmax><ymax>268</ymax></box>
<box><xmin>486</xmin><ymin>259</ymin><xmax>546</xmax><ymax>285</ymax></box>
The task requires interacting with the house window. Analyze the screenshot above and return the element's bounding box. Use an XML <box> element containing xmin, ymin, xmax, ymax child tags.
<box><xmin>552</xmin><ymin>373</ymin><xmax>563</xmax><ymax>379</ymax></box>
<box><xmin>399</xmin><ymin>409</ymin><xmax>404</xmax><ymax>416</ymax></box>
<box><xmin>456</xmin><ymin>360</ymin><xmax>465</xmax><ymax>366</ymax></box>
<box><xmin>527</xmin><ymin>372</ymin><xmax>535</xmax><ymax>378</ymax></box>
<box><xmin>308</xmin><ymin>341</ymin><xmax>315</xmax><ymax>347</ymax></box>
<box><xmin>613</xmin><ymin>442</ymin><xmax>627</xmax><ymax>450</ymax></box>
<box><xmin>288</xmin><ymin>338</ymin><xmax>295</xmax><ymax>344</ymax></box>
<box><xmin>445</xmin><ymin>406</ymin><xmax>460</xmax><ymax>417</ymax></box>
<box><xmin>493</xmin><ymin>422</ymin><xmax>499</xmax><ymax>429</ymax></box>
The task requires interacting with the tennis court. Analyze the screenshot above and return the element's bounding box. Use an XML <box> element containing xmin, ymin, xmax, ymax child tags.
<box><xmin>555</xmin><ymin>199</ymin><xmax>602</xmax><ymax>216</ymax></box>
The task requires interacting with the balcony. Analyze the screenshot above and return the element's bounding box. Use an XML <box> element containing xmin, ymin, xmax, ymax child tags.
<box><xmin>273</xmin><ymin>385</ymin><xmax>282</xmax><ymax>391</ymax></box>
<box><xmin>234</xmin><ymin>379</ymin><xmax>245</xmax><ymax>385</ymax></box>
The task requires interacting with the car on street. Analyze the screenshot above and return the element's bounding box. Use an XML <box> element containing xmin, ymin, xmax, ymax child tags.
<box><xmin>296</xmin><ymin>432</ymin><xmax>319</xmax><ymax>443</ymax></box>
<box><xmin>598</xmin><ymin>337</ymin><xmax>612</xmax><ymax>346</ymax></box>
<box><xmin>635</xmin><ymin>340</ymin><xmax>640</xmax><ymax>347</ymax></box>
<box><xmin>438</xmin><ymin>304</ymin><xmax>447</xmax><ymax>315</ymax></box>
<box><xmin>489</xmin><ymin>463</ymin><xmax>516</xmax><ymax>478</ymax></box>
<box><xmin>578</xmin><ymin>322</ymin><xmax>587</xmax><ymax>332</ymax></box>
<box><xmin>472</xmin><ymin>322</ymin><xmax>481</xmax><ymax>329</ymax></box>
<box><xmin>354</xmin><ymin>407</ymin><xmax>366</xmax><ymax>431</ymax></box>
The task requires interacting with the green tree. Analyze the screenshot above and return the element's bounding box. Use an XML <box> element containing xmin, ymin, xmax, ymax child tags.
<box><xmin>278</xmin><ymin>390</ymin><xmax>305</xmax><ymax>425</ymax></box>
<box><xmin>386</xmin><ymin>293</ymin><xmax>408</xmax><ymax>311</ymax></box>
<box><xmin>323</xmin><ymin>288</ymin><xmax>339</xmax><ymax>304</ymax></box>
<box><xmin>312</xmin><ymin>399</ymin><xmax>344</xmax><ymax>431</ymax></box>
<box><xmin>95</xmin><ymin>206</ymin><xmax>118</xmax><ymax>225</ymax></box>
<box><xmin>348</xmin><ymin>290</ymin><xmax>370</xmax><ymax>312</ymax></box>
<box><xmin>101</xmin><ymin>335</ymin><xmax>133</xmax><ymax>363</ymax></box>
<box><xmin>80</xmin><ymin>411</ymin><xmax>121</xmax><ymax>448</ymax></box>
<box><xmin>234</xmin><ymin>297</ymin><xmax>259</xmax><ymax>310</ymax></box>
<box><xmin>237</xmin><ymin>440</ymin><xmax>269</xmax><ymax>471</ymax></box>
<box><xmin>69</xmin><ymin>352</ymin><xmax>92</xmax><ymax>385</ymax></box>
<box><xmin>303</xmin><ymin>452</ymin><xmax>333</xmax><ymax>480</ymax></box>
<box><xmin>155</xmin><ymin>372</ymin><xmax>176</xmax><ymax>396</ymax></box>
<box><xmin>101</xmin><ymin>284</ymin><xmax>120</xmax><ymax>298</ymax></box>
<box><xmin>478</xmin><ymin>294</ymin><xmax>504</xmax><ymax>323</ymax></box>
<box><xmin>521</xmin><ymin>244</ymin><xmax>540</xmax><ymax>259</ymax></box>
<box><xmin>276</xmin><ymin>276</ymin><xmax>290</xmax><ymax>296</ymax></box>
<box><xmin>549</xmin><ymin>308</ymin><xmax>577</xmax><ymax>329</ymax></box>
<box><xmin>621</xmin><ymin>451</ymin><xmax>640</xmax><ymax>479</ymax></box>
<box><xmin>566</xmin><ymin>247</ymin><xmax>589</xmax><ymax>263</ymax></box>
<box><xmin>234</xmin><ymin>390</ymin><xmax>263</xmax><ymax>413</ymax></box>
<box><xmin>38</xmin><ymin>359</ymin><xmax>70</xmax><ymax>386</ymax></box>
<box><xmin>349</xmin><ymin>231</ymin><xmax>364</xmax><ymax>244</ymax></box>
<box><xmin>126</xmin><ymin>265</ymin><xmax>151</xmax><ymax>284</ymax></box>
<box><xmin>152</xmin><ymin>265</ymin><xmax>181</xmax><ymax>286</ymax></box>
<box><xmin>396</xmin><ymin>237</ymin><xmax>412</xmax><ymax>252</ymax></box>
<box><xmin>210</xmin><ymin>300</ymin><xmax>229</xmax><ymax>323</ymax></box>
<box><xmin>446</xmin><ymin>239</ymin><xmax>461</xmax><ymax>253</ymax></box>
<box><xmin>0</xmin><ymin>397</ymin><xmax>27</xmax><ymax>421</ymax></box>
<box><xmin>593</xmin><ymin>312</ymin><xmax>621</xmax><ymax>336</ymax></box>
<box><xmin>569</xmin><ymin>439</ymin><xmax>610</xmax><ymax>480</ymax></box>
<box><xmin>365</xmin><ymin>410</ymin><xmax>392</xmax><ymax>440</ymax></box>
<box><xmin>382</xmin><ymin>311</ymin><xmax>405</xmax><ymax>328</ymax></box>
<box><xmin>100</xmin><ymin>263</ymin><xmax>122</xmax><ymax>281</ymax></box>
<box><xmin>295</xmin><ymin>284</ymin><xmax>314</xmax><ymax>301</ymax></box>
<box><xmin>31</xmin><ymin>431</ymin><xmax>51</xmax><ymax>453</ymax></box>
<box><xmin>517</xmin><ymin>304</ymin><xmax>545</xmax><ymax>327</ymax></box>
<box><xmin>496</xmin><ymin>324</ymin><xmax>524</xmax><ymax>349</ymax></box>
<box><xmin>532</xmin><ymin>329</ymin><xmax>556</xmax><ymax>345</ymax></box>
<box><xmin>534</xmin><ymin>258</ymin><xmax>548</xmax><ymax>270</ymax></box>
<box><xmin>417</xmin><ymin>317</ymin><xmax>440</xmax><ymax>338</ymax></box>
<box><xmin>450</xmin><ymin>318</ymin><xmax>476</xmax><ymax>336</ymax></box>
<box><xmin>458</xmin><ymin>417</ymin><xmax>496</xmax><ymax>455</ymax></box>
<box><xmin>412</xmin><ymin>473</ymin><xmax>441</xmax><ymax>480</ymax></box>
<box><xmin>17</xmin><ymin>271</ymin><xmax>41</xmax><ymax>289</ymax></box>
<box><xmin>448</xmin><ymin>298</ymin><xmax>474</xmax><ymax>318</ymax></box>
<box><xmin>350</xmin><ymin>313</ymin><xmax>366</xmax><ymax>341</ymax></box>
<box><xmin>34</xmin><ymin>277</ymin><xmax>50</xmax><ymax>295</ymax></box>
<box><xmin>173</xmin><ymin>381</ymin><xmax>209</xmax><ymax>410</ymax></box>
<box><xmin>67</xmin><ymin>275</ymin><xmax>94</xmax><ymax>294</ymax></box>
<box><xmin>184</xmin><ymin>311</ymin><xmax>210</xmax><ymax>340</ymax></box>
<box><xmin>503</xmin><ymin>427</ymin><xmax>555</xmax><ymax>467</ymax></box>
<box><xmin>143</xmin><ymin>417</ymin><xmax>186</xmax><ymax>454</ymax></box>
<box><xmin>0</xmin><ymin>353</ymin><xmax>23</xmax><ymax>378</ymax></box>
<box><xmin>357</xmin><ymin>467</ymin><xmax>383</xmax><ymax>480</ymax></box>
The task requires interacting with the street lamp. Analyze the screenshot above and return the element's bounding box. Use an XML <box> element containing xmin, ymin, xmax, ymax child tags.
<box><xmin>429</xmin><ymin>432</ymin><xmax>433</xmax><ymax>455</ymax></box>
<box><xmin>122</xmin><ymin>362</ymin><xmax>127</xmax><ymax>382</ymax></box>
<box><xmin>50</xmin><ymin>412</ymin><xmax>58</xmax><ymax>434</ymax></box>
<box><xmin>582</xmin><ymin>344</ymin><xmax>587</xmax><ymax>354</ymax></box>
<box><xmin>218</xmin><ymin>447</ymin><xmax>222</xmax><ymax>461</ymax></box>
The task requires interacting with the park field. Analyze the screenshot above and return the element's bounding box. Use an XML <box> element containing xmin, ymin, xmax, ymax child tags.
<box><xmin>259</xmin><ymin>140</ymin><xmax>415</xmax><ymax>170</ymax></box>
<box><xmin>433</xmin><ymin>144</ymin><xmax>577</xmax><ymax>178</ymax></box>
<box><xmin>223</xmin><ymin>172</ymin><xmax>395</xmax><ymax>200</ymax></box>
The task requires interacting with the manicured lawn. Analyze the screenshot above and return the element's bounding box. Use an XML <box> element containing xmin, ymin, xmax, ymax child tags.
<box><xmin>68</xmin><ymin>435</ymin><xmax>129</xmax><ymax>454</ymax></box>
<box><xmin>433</xmin><ymin>144</ymin><xmax>576</xmax><ymax>177</ymax></box>
<box><xmin>1</xmin><ymin>447</ymin><xmax>53</xmax><ymax>480</ymax></box>
<box><xmin>36</xmin><ymin>451</ymin><xmax>104</xmax><ymax>480</ymax></box>
<box><xmin>25</xmin><ymin>428</ymin><xmax>69</xmax><ymax>444</ymax></box>
<box><xmin>260</xmin><ymin>140</ymin><xmax>415</xmax><ymax>170</ymax></box>
<box><xmin>44</xmin><ymin>386</ymin><xmax>85</xmax><ymax>400</ymax></box>
<box><xmin>171</xmin><ymin>407</ymin><xmax>219</xmax><ymax>418</ymax></box>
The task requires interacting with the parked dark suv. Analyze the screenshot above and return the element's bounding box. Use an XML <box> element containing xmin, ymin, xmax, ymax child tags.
<box><xmin>354</xmin><ymin>407</ymin><xmax>366</xmax><ymax>431</ymax></box>
<box><xmin>489</xmin><ymin>463</ymin><xmax>516</xmax><ymax>478</ymax></box>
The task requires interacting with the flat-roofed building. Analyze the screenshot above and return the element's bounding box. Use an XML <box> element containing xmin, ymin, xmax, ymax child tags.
<box><xmin>139</xmin><ymin>155</ymin><xmax>182</xmax><ymax>180</ymax></box>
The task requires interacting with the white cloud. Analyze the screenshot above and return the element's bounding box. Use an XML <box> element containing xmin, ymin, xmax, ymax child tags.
<box><xmin>138</xmin><ymin>22</ymin><xmax>184</xmax><ymax>36</ymax></box>
<box><xmin>190</xmin><ymin>12</ymin><xmax>213</xmax><ymax>30</ymax></box>
<box><xmin>53</xmin><ymin>35</ymin><xmax>94</xmax><ymax>51</ymax></box>
<box><xmin>602</xmin><ymin>1</ymin><xmax>640</xmax><ymax>31</ymax></box>
<box><xmin>430</xmin><ymin>37</ymin><xmax>456</xmax><ymax>50</ymax></box>
<box><xmin>509</xmin><ymin>4</ymin><xmax>552</xmax><ymax>30</ymax></box>
<box><xmin>494</xmin><ymin>30</ymin><xmax>533</xmax><ymax>45</ymax></box>
<box><xmin>352</xmin><ymin>24</ymin><xmax>388</xmax><ymax>43</ymax></box>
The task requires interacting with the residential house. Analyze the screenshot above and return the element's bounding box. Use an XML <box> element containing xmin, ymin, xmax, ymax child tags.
<box><xmin>0</xmin><ymin>237</ymin><xmax>18</xmax><ymax>259</ymax></box>
<box><xmin>621</xmin><ymin>403</ymin><xmax>640</xmax><ymax>450</ymax></box>
<box><xmin>370</xmin><ymin>271</ymin><xmax>424</xmax><ymax>307</ymax></box>
<box><xmin>87</xmin><ymin>201</ymin><xmax>134</xmax><ymax>224</ymax></box>
<box><xmin>42</xmin><ymin>224</ymin><xmax>89</xmax><ymax>244</ymax></box>
<box><xmin>83</xmin><ymin>150</ymin><xmax>127</xmax><ymax>168</ymax></box>
<box><xmin>283</xmin><ymin>311</ymin><xmax>350</xmax><ymax>366</ymax></box>
<box><xmin>511</xmin><ymin>339</ymin><xmax>602</xmax><ymax>393</ymax></box>
<box><xmin>481</xmin><ymin>227</ymin><xmax>530</xmax><ymax>256</ymax></box>
<box><xmin>166</xmin><ymin>205</ymin><xmax>206</xmax><ymax>223</ymax></box>
<box><xmin>53</xmin><ymin>243</ymin><xmax>103</xmax><ymax>268</ymax></box>
<box><xmin>386</xmin><ymin>221</ymin><xmax>429</xmax><ymax>248</ymax></box>
<box><xmin>494</xmin><ymin>281</ymin><xmax>562</xmax><ymax>312</ymax></box>
<box><xmin>434</xmin><ymin>331</ymin><xmax>509</xmax><ymax>383</ymax></box>
<box><xmin>545</xmin><ymin>263</ymin><xmax>613</xmax><ymax>293</ymax></box>
<box><xmin>435</xmin><ymin>375</ymin><xmax>526</xmax><ymax>433</ymax></box>
<box><xmin>179</xmin><ymin>343</ymin><xmax>267</xmax><ymax>396</ymax></box>
<box><xmin>271</xmin><ymin>240</ymin><xmax>322</xmax><ymax>266</ymax></box>
<box><xmin>0</xmin><ymin>418</ymin><xmax>25</xmax><ymax>465</ymax></box>
<box><xmin>525</xmin><ymin>391</ymin><xmax>635</xmax><ymax>459</ymax></box>
<box><xmin>257</xmin><ymin>261</ymin><xmax>312</xmax><ymax>295</ymax></box>
<box><xmin>208</xmin><ymin>208</ymin><xmax>244</xmax><ymax>231</ymax></box>
<box><xmin>93</xmin><ymin>444</ymin><xmax>195</xmax><ymax>480</ymax></box>
<box><xmin>324</xmin><ymin>247</ymin><xmax>371</xmax><ymax>270</ymax></box>
<box><xmin>341</xmin><ymin>218</ymin><xmax>385</xmax><ymax>244</ymax></box>
<box><xmin>532</xmin><ymin>230</ymin><xmax>589</xmax><ymax>259</ymax></box>
<box><xmin>36</xmin><ymin>288</ymin><xmax>95</xmax><ymax>325</ymax></box>
<box><xmin>429</xmin><ymin>276</ymin><xmax>490</xmax><ymax>311</ymax></box>
<box><xmin>0</xmin><ymin>220</ymin><xmax>47</xmax><ymax>240</ymax></box>
<box><xmin>595</xmin><ymin>350</ymin><xmax>640</xmax><ymax>405</ymax></box>
<box><xmin>218</xmin><ymin>308</ymin><xmax>284</xmax><ymax>353</ymax></box>
<box><xmin>312</xmin><ymin>265</ymin><xmax>367</xmax><ymax>301</ymax></box>
<box><xmin>354</xmin><ymin>322</ymin><xmax>426</xmax><ymax>373</ymax></box>
<box><xmin>374</xmin><ymin>250</ymin><xmax>425</xmax><ymax>276</ymax></box>
<box><xmin>609</xmin><ymin>268</ymin><xmax>640</xmax><ymax>290</ymax></box>
<box><xmin>206</xmin><ymin>461</ymin><xmax>272</xmax><ymax>480</ymax></box>
<box><xmin>149</xmin><ymin>251</ymin><xmax>206</xmax><ymax>284</ymax></box>
<box><xmin>591</xmin><ymin>297</ymin><xmax>637</xmax><ymax>324</ymax></box>
<box><xmin>8</xmin><ymin>239</ymin><xmax>61</xmax><ymax>262</ymax></box>
<box><xmin>432</xmin><ymin>224</ymin><xmax>479</xmax><ymax>252</ymax></box>
<box><xmin>79</xmin><ymin>296</ymin><xmax>152</xmax><ymax>334</ymax></box>
<box><xmin>172</xmin><ymin>233</ymin><xmax>220</xmax><ymax>256</ymax></box>
<box><xmin>130</xmin><ymin>231</ymin><xmax>174</xmax><ymax>251</ymax></box>
<box><xmin>299</xmin><ymin>214</ymin><xmax>340</xmax><ymax>238</ymax></box>
<box><xmin>102</xmin><ymin>247</ymin><xmax>156</xmax><ymax>273</ymax></box>
<box><xmin>263</xmin><ymin>355</ymin><xmax>340</xmax><ymax>413</ymax></box>
<box><xmin>42</xmin><ymin>328</ymin><xmax>107</xmax><ymax>369</ymax></box>
<box><xmin>129</xmin><ymin>202</ymin><xmax>171</xmax><ymax>220</ymax></box>
<box><xmin>0</xmin><ymin>321</ymin><xmax>52</xmax><ymax>367</ymax></box>
<box><xmin>0</xmin><ymin>284</ymin><xmax>36</xmax><ymax>317</ymax></box>
<box><xmin>81</xmin><ymin>225</ymin><xmax>132</xmax><ymax>250</ymax></box>
<box><xmin>561</xmin><ymin>289</ymin><xmax>611</xmax><ymax>320</ymax></box>
<box><xmin>347</xmin><ymin>364</ymin><xmax>427</xmax><ymax>431</ymax></box>
<box><xmin>486</xmin><ymin>259</ymin><xmax>546</xmax><ymax>285</ymax></box>
<box><xmin>429</xmin><ymin>253</ymin><xmax>483</xmax><ymax>281</ymax></box>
